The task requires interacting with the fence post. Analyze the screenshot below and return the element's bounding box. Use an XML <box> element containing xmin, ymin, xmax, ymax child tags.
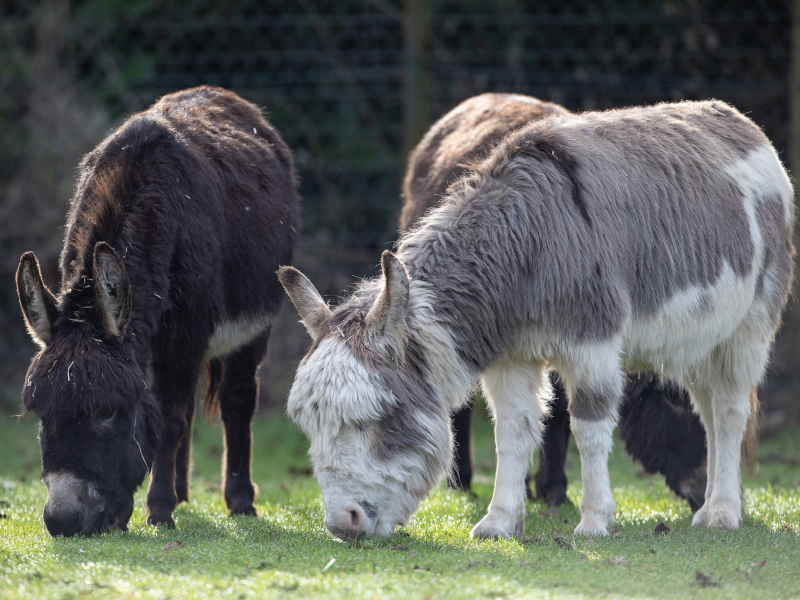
<box><xmin>402</xmin><ymin>0</ymin><xmax>430</xmax><ymax>156</ymax></box>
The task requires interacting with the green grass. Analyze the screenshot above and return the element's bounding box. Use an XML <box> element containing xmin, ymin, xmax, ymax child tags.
<box><xmin>1</xmin><ymin>399</ymin><xmax>799</xmax><ymax>600</ymax></box>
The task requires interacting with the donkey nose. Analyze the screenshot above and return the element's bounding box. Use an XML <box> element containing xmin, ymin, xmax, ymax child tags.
<box><xmin>325</xmin><ymin>503</ymin><xmax>370</xmax><ymax>540</ymax></box>
<box><xmin>43</xmin><ymin>503</ymin><xmax>84</xmax><ymax>537</ymax></box>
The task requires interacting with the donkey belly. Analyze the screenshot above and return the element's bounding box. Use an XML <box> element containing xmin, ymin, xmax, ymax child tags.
<box><xmin>206</xmin><ymin>313</ymin><xmax>273</xmax><ymax>359</ymax></box>
<box><xmin>622</xmin><ymin>260</ymin><xmax>759</xmax><ymax>374</ymax></box>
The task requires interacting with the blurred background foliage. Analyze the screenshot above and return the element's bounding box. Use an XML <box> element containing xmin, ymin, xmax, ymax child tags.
<box><xmin>0</xmin><ymin>0</ymin><xmax>796</xmax><ymax>428</ymax></box>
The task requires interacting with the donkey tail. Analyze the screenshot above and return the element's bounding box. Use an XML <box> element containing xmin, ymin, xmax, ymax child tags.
<box><xmin>203</xmin><ymin>358</ymin><xmax>224</xmax><ymax>421</ymax></box>
<box><xmin>742</xmin><ymin>388</ymin><xmax>759</xmax><ymax>476</ymax></box>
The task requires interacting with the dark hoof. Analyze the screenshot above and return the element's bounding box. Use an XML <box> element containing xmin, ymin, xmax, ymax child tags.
<box><xmin>146</xmin><ymin>515</ymin><xmax>176</xmax><ymax>529</ymax></box>
<box><xmin>230</xmin><ymin>505</ymin><xmax>257</xmax><ymax>517</ymax></box>
<box><xmin>542</xmin><ymin>490</ymin><xmax>571</xmax><ymax>507</ymax></box>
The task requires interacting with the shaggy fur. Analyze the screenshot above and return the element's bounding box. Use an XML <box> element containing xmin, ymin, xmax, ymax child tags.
<box><xmin>17</xmin><ymin>86</ymin><xmax>299</xmax><ymax>536</ymax></box>
<box><xmin>401</xmin><ymin>93</ymin><xmax>710</xmax><ymax>511</ymax></box>
<box><xmin>400</xmin><ymin>93</ymin><xmax>569</xmax><ymax>232</ymax></box>
<box><xmin>282</xmin><ymin>100</ymin><xmax>793</xmax><ymax>540</ymax></box>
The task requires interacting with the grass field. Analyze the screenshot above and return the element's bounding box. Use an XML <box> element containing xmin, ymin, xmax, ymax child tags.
<box><xmin>1</xmin><ymin>396</ymin><xmax>799</xmax><ymax>600</ymax></box>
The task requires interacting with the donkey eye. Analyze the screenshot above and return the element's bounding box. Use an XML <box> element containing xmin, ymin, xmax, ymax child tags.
<box><xmin>94</xmin><ymin>409</ymin><xmax>116</xmax><ymax>421</ymax></box>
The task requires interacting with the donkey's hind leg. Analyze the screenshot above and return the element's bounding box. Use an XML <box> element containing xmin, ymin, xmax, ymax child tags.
<box><xmin>689</xmin><ymin>379</ymin><xmax>751</xmax><ymax>530</ymax></box>
<box><xmin>219</xmin><ymin>330</ymin><xmax>269</xmax><ymax>517</ymax></box>
<box><xmin>175</xmin><ymin>399</ymin><xmax>196</xmax><ymax>504</ymax></box>
<box><xmin>532</xmin><ymin>375</ymin><xmax>571</xmax><ymax>506</ymax></box>
<box><xmin>692</xmin><ymin>318</ymin><xmax>771</xmax><ymax>530</ymax></box>
<box><xmin>685</xmin><ymin>385</ymin><xmax>716</xmax><ymax>527</ymax></box>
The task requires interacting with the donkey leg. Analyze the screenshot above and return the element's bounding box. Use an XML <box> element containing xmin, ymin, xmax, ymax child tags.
<box><xmin>692</xmin><ymin>317</ymin><xmax>770</xmax><ymax>529</ymax></box>
<box><xmin>147</xmin><ymin>359</ymin><xmax>203</xmax><ymax>527</ymax></box>
<box><xmin>562</xmin><ymin>345</ymin><xmax>623</xmax><ymax>537</ymax></box>
<box><xmin>174</xmin><ymin>399</ymin><xmax>196</xmax><ymax>504</ymax></box>
<box><xmin>449</xmin><ymin>398</ymin><xmax>474</xmax><ymax>491</ymax></box>
<box><xmin>688</xmin><ymin>386</ymin><xmax>716</xmax><ymax>527</ymax></box>
<box><xmin>220</xmin><ymin>331</ymin><xmax>269</xmax><ymax>517</ymax></box>
<box><xmin>470</xmin><ymin>359</ymin><xmax>549</xmax><ymax>540</ymax></box>
<box><xmin>533</xmin><ymin>375</ymin><xmax>571</xmax><ymax>505</ymax></box>
<box><xmin>700</xmin><ymin>385</ymin><xmax>750</xmax><ymax>529</ymax></box>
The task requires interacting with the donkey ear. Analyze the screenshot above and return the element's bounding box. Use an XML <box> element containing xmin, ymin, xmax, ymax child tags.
<box><xmin>277</xmin><ymin>266</ymin><xmax>331</xmax><ymax>338</ymax></box>
<box><xmin>366</xmin><ymin>251</ymin><xmax>410</xmax><ymax>360</ymax></box>
<box><xmin>16</xmin><ymin>252</ymin><xmax>58</xmax><ymax>347</ymax></box>
<box><xmin>93</xmin><ymin>242</ymin><xmax>131</xmax><ymax>339</ymax></box>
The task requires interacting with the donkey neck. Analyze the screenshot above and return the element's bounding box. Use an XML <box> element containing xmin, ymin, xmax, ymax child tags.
<box><xmin>404</xmin><ymin>279</ymin><xmax>480</xmax><ymax>414</ymax></box>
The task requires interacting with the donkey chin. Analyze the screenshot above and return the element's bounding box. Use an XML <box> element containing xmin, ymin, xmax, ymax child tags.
<box><xmin>42</xmin><ymin>472</ymin><xmax>133</xmax><ymax>537</ymax></box>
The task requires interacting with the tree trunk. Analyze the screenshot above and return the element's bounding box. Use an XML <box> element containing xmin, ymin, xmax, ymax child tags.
<box><xmin>402</xmin><ymin>0</ymin><xmax>430</xmax><ymax>156</ymax></box>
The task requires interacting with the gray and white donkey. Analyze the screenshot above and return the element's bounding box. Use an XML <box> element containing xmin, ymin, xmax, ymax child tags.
<box><xmin>279</xmin><ymin>100</ymin><xmax>794</xmax><ymax>540</ymax></box>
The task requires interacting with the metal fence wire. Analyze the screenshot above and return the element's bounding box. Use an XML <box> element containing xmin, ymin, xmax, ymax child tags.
<box><xmin>0</xmin><ymin>0</ymin><xmax>792</xmax><ymax>398</ymax></box>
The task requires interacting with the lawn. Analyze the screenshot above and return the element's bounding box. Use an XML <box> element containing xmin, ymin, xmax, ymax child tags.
<box><xmin>1</xmin><ymin>395</ymin><xmax>799</xmax><ymax>600</ymax></box>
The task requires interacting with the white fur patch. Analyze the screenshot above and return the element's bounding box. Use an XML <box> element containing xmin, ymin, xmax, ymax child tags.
<box><xmin>206</xmin><ymin>313</ymin><xmax>272</xmax><ymax>358</ymax></box>
<box><xmin>726</xmin><ymin>144</ymin><xmax>794</xmax><ymax>228</ymax></box>
<box><xmin>288</xmin><ymin>335</ymin><xmax>398</xmax><ymax>445</ymax></box>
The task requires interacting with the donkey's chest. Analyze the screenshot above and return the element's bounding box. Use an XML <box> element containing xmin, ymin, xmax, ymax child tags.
<box><xmin>206</xmin><ymin>313</ymin><xmax>273</xmax><ymax>358</ymax></box>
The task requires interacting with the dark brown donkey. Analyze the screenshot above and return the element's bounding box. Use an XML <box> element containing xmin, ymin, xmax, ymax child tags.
<box><xmin>401</xmin><ymin>93</ymin><xmax>708</xmax><ymax>509</ymax></box>
<box><xmin>17</xmin><ymin>86</ymin><xmax>299</xmax><ymax>536</ymax></box>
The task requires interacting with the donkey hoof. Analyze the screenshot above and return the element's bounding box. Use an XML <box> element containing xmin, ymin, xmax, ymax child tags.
<box><xmin>146</xmin><ymin>515</ymin><xmax>176</xmax><ymax>529</ymax></box>
<box><xmin>230</xmin><ymin>504</ymin><xmax>257</xmax><ymax>518</ymax></box>
<box><xmin>703</xmin><ymin>500</ymin><xmax>741</xmax><ymax>530</ymax></box>
<box><xmin>573</xmin><ymin>514</ymin><xmax>610</xmax><ymax>537</ymax></box>
<box><xmin>470</xmin><ymin>511</ymin><xmax>524</xmax><ymax>540</ymax></box>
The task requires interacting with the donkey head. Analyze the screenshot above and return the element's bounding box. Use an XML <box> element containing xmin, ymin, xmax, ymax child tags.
<box><xmin>279</xmin><ymin>251</ymin><xmax>452</xmax><ymax>540</ymax></box>
<box><xmin>17</xmin><ymin>243</ymin><xmax>161</xmax><ymax>537</ymax></box>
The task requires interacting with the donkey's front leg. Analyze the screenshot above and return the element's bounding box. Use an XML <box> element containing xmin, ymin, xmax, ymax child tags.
<box><xmin>564</xmin><ymin>360</ymin><xmax>622</xmax><ymax>536</ymax></box>
<box><xmin>471</xmin><ymin>360</ymin><xmax>549</xmax><ymax>540</ymax></box>
<box><xmin>220</xmin><ymin>332</ymin><xmax>269</xmax><ymax>517</ymax></box>
<box><xmin>147</xmin><ymin>359</ymin><xmax>203</xmax><ymax>527</ymax></box>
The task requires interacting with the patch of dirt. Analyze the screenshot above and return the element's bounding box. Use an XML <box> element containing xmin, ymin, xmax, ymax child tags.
<box><xmin>695</xmin><ymin>571</ymin><xmax>720</xmax><ymax>588</ymax></box>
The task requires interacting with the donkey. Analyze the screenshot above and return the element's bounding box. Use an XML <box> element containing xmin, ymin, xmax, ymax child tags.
<box><xmin>401</xmin><ymin>92</ymin><xmax>709</xmax><ymax>510</ymax></box>
<box><xmin>280</xmin><ymin>100</ymin><xmax>793</xmax><ymax>540</ymax></box>
<box><xmin>17</xmin><ymin>86</ymin><xmax>299</xmax><ymax>536</ymax></box>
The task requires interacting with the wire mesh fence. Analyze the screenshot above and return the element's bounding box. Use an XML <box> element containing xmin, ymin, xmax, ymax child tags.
<box><xmin>0</xmin><ymin>0</ymin><xmax>794</xmax><ymax>410</ymax></box>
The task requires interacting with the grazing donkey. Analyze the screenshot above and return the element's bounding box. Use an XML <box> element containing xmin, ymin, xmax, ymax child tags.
<box><xmin>402</xmin><ymin>92</ymin><xmax>710</xmax><ymax>510</ymax></box>
<box><xmin>280</xmin><ymin>100</ymin><xmax>792</xmax><ymax>540</ymax></box>
<box><xmin>620</xmin><ymin>374</ymin><xmax>709</xmax><ymax>512</ymax></box>
<box><xmin>17</xmin><ymin>86</ymin><xmax>299</xmax><ymax>536</ymax></box>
